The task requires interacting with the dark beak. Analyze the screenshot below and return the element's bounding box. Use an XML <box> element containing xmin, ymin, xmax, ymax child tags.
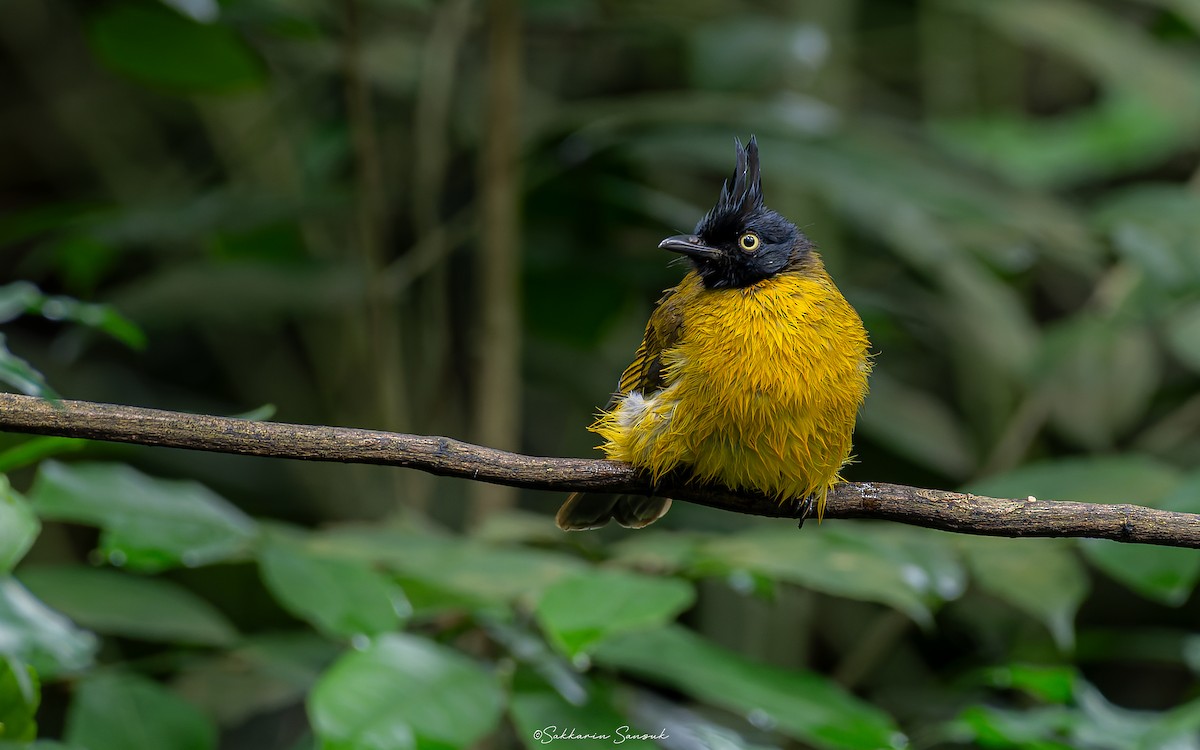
<box><xmin>659</xmin><ymin>234</ymin><xmax>720</xmax><ymax>260</ymax></box>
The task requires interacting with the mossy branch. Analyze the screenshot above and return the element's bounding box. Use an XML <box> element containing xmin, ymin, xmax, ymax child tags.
<box><xmin>1</xmin><ymin>393</ymin><xmax>1198</xmax><ymax>548</ymax></box>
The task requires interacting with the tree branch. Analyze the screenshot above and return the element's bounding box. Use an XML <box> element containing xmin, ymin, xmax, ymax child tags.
<box><xmin>1</xmin><ymin>393</ymin><xmax>1198</xmax><ymax>548</ymax></box>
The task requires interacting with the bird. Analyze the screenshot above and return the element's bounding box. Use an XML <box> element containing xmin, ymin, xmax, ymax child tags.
<box><xmin>556</xmin><ymin>136</ymin><xmax>871</xmax><ymax>531</ymax></box>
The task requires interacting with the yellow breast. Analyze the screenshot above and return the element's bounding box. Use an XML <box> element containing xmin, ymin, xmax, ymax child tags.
<box><xmin>593</xmin><ymin>259</ymin><xmax>871</xmax><ymax>515</ymax></box>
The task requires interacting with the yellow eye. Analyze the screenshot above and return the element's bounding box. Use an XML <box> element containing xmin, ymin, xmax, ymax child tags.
<box><xmin>738</xmin><ymin>232</ymin><xmax>760</xmax><ymax>252</ymax></box>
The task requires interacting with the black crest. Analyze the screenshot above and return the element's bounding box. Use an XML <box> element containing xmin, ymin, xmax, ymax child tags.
<box><xmin>697</xmin><ymin>136</ymin><xmax>764</xmax><ymax>239</ymax></box>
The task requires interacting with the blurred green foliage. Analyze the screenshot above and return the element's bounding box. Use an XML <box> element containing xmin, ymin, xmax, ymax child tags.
<box><xmin>2</xmin><ymin>0</ymin><xmax>1200</xmax><ymax>748</ymax></box>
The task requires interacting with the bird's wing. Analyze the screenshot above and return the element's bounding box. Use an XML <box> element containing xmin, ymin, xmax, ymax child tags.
<box><xmin>558</xmin><ymin>286</ymin><xmax>685</xmax><ymax>532</ymax></box>
<box><xmin>614</xmin><ymin>286</ymin><xmax>686</xmax><ymax>400</ymax></box>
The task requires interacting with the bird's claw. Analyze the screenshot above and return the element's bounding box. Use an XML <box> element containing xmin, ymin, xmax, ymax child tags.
<box><xmin>785</xmin><ymin>494</ymin><xmax>816</xmax><ymax>529</ymax></box>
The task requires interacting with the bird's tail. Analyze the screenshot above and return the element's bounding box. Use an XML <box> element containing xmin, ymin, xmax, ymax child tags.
<box><xmin>555</xmin><ymin>493</ymin><xmax>672</xmax><ymax>531</ymax></box>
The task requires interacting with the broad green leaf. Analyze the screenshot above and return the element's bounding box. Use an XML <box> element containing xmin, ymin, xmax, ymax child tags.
<box><xmin>231</xmin><ymin>403</ymin><xmax>277</xmax><ymax>421</ymax></box>
<box><xmin>66</xmin><ymin>672</ymin><xmax>216</xmax><ymax>750</ymax></box>
<box><xmin>593</xmin><ymin>626</ymin><xmax>902</xmax><ymax>750</ymax></box>
<box><xmin>1077</xmin><ymin>472</ymin><xmax>1200</xmax><ymax>606</ymax></box>
<box><xmin>535</xmin><ymin>570</ymin><xmax>695</xmax><ymax>657</ymax></box>
<box><xmin>0</xmin><ymin>437</ymin><xmax>88</xmax><ymax>474</ymax></box>
<box><xmin>953</xmin><ymin>0</ymin><xmax>1200</xmax><ymax>113</ymax></box>
<box><xmin>0</xmin><ymin>576</ymin><xmax>96</xmax><ymax>677</ymax></box>
<box><xmin>0</xmin><ymin>282</ymin><xmax>144</xmax><ymax>349</ymax></box>
<box><xmin>958</xmin><ymin>537</ymin><xmax>1088</xmax><ymax>649</ymax></box>
<box><xmin>258</xmin><ymin>531</ymin><xmax>409</xmax><ymax>639</ymax></box>
<box><xmin>937</xmin><ymin>0</ymin><xmax>1200</xmax><ymax>188</ymax></box>
<box><xmin>839</xmin><ymin>523</ymin><xmax>969</xmax><ymax>602</ymax></box>
<box><xmin>1186</xmin><ymin>634</ymin><xmax>1200</xmax><ymax>674</ymax></box>
<box><xmin>700</xmin><ymin>523</ymin><xmax>962</xmax><ymax>626</ymax></box>
<box><xmin>0</xmin><ymin>480</ymin><xmax>38</xmax><ymax>574</ymax></box>
<box><xmin>1036</xmin><ymin>317</ymin><xmax>1160</xmax><ymax>450</ymax></box>
<box><xmin>858</xmin><ymin>373</ymin><xmax>975</xmax><ymax>478</ymax></box>
<box><xmin>0</xmin><ymin>658</ymin><xmax>38</xmax><ymax>741</ymax></box>
<box><xmin>312</xmin><ymin>526</ymin><xmax>585</xmax><ymax>605</ymax></box>
<box><xmin>309</xmin><ymin>633</ymin><xmax>503</xmax><ymax>750</ymax></box>
<box><xmin>687</xmin><ymin>18</ymin><xmax>826</xmax><ymax>93</ymax></box>
<box><xmin>969</xmin><ymin>455</ymin><xmax>1182</xmax><ymax>505</ymax></box>
<box><xmin>18</xmin><ymin>565</ymin><xmax>238</xmax><ymax>646</ymax></box>
<box><xmin>934</xmin><ymin>94</ymin><xmax>1183</xmax><ymax>190</ymax></box>
<box><xmin>979</xmin><ymin>664</ymin><xmax>1078</xmax><ymax>704</ymax></box>
<box><xmin>485</xmin><ymin>619</ymin><xmax>592</xmax><ymax>711</ymax></box>
<box><xmin>509</xmin><ymin>677</ymin><xmax>652</xmax><ymax>750</ymax></box>
<box><xmin>472</xmin><ymin>509</ymin><xmax>564</xmax><ymax>546</ymax></box>
<box><xmin>173</xmin><ymin>633</ymin><xmax>338</xmax><ymax>727</ymax></box>
<box><xmin>30</xmin><ymin>296</ymin><xmax>145</xmax><ymax>350</ymax></box>
<box><xmin>1094</xmin><ymin>184</ymin><xmax>1200</xmax><ymax>291</ymax></box>
<box><xmin>88</xmin><ymin>4</ymin><xmax>265</xmax><ymax>93</ymax></box>
<box><xmin>0</xmin><ymin>334</ymin><xmax>57</xmax><ymax>400</ymax></box>
<box><xmin>609</xmin><ymin>531</ymin><xmax>710</xmax><ymax>573</ymax></box>
<box><xmin>0</xmin><ymin>283</ymin><xmax>41</xmax><ymax>323</ymax></box>
<box><xmin>971</xmin><ymin>457</ymin><xmax>1194</xmax><ymax>606</ymax></box>
<box><xmin>31</xmin><ymin>461</ymin><xmax>258</xmax><ymax>572</ymax></box>
<box><xmin>1139</xmin><ymin>695</ymin><xmax>1200</xmax><ymax>750</ymax></box>
<box><xmin>160</xmin><ymin>0</ymin><xmax>219</xmax><ymax>23</ymax></box>
<box><xmin>1072</xmin><ymin>681</ymin><xmax>1200</xmax><ymax>750</ymax></box>
<box><xmin>1165</xmin><ymin>302</ymin><xmax>1200</xmax><ymax>373</ymax></box>
<box><xmin>948</xmin><ymin>704</ymin><xmax>1077</xmax><ymax>749</ymax></box>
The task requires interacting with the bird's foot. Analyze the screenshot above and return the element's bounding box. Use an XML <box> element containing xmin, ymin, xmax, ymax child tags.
<box><xmin>784</xmin><ymin>494</ymin><xmax>816</xmax><ymax>529</ymax></box>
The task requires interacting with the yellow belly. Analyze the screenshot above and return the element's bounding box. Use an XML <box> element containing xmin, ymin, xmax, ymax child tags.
<box><xmin>593</xmin><ymin>266</ymin><xmax>870</xmax><ymax>515</ymax></box>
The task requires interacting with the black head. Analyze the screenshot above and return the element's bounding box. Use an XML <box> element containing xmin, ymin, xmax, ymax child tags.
<box><xmin>659</xmin><ymin>136</ymin><xmax>810</xmax><ymax>289</ymax></box>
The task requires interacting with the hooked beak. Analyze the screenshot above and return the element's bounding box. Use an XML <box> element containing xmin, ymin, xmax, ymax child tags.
<box><xmin>659</xmin><ymin>234</ymin><xmax>720</xmax><ymax>260</ymax></box>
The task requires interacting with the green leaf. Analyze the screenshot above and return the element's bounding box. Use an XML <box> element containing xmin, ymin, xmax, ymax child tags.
<box><xmin>1078</xmin><ymin>471</ymin><xmax>1200</xmax><ymax>606</ymax></box>
<box><xmin>308</xmin><ymin>633</ymin><xmax>504</xmax><ymax>750</ymax></box>
<box><xmin>17</xmin><ymin>565</ymin><xmax>238</xmax><ymax>647</ymax></box>
<box><xmin>172</xmin><ymin>633</ymin><xmax>338</xmax><ymax>727</ymax></box>
<box><xmin>30</xmin><ymin>461</ymin><xmax>258</xmax><ymax>572</ymax></box>
<box><xmin>0</xmin><ymin>282</ymin><xmax>144</xmax><ymax>349</ymax></box>
<box><xmin>0</xmin><ymin>658</ymin><xmax>38</xmax><ymax>741</ymax></box>
<box><xmin>535</xmin><ymin>570</ymin><xmax>695</xmax><ymax>657</ymax></box>
<box><xmin>30</xmin><ymin>296</ymin><xmax>145</xmax><ymax>350</ymax></box>
<box><xmin>592</xmin><ymin>626</ymin><xmax>902</xmax><ymax>750</ymax></box>
<box><xmin>959</xmin><ymin>537</ymin><xmax>1088</xmax><ymax>649</ymax></box>
<box><xmin>979</xmin><ymin>664</ymin><xmax>1078</xmax><ymax>704</ymax></box>
<box><xmin>1140</xmin><ymin>695</ymin><xmax>1200</xmax><ymax>750</ymax></box>
<box><xmin>609</xmin><ymin>531</ymin><xmax>710</xmax><ymax>573</ymax></box>
<box><xmin>0</xmin><ymin>282</ymin><xmax>41</xmax><ymax>323</ymax></box>
<box><xmin>65</xmin><ymin>672</ymin><xmax>217</xmax><ymax>750</ymax></box>
<box><xmin>858</xmin><ymin>373</ymin><xmax>976</xmax><ymax>478</ymax></box>
<box><xmin>0</xmin><ymin>334</ymin><xmax>57</xmax><ymax>400</ymax></box>
<box><xmin>1165</xmin><ymin>302</ymin><xmax>1200</xmax><ymax>373</ymax></box>
<box><xmin>87</xmin><ymin>3</ymin><xmax>265</xmax><ymax>93</ymax></box>
<box><xmin>700</xmin><ymin>523</ymin><xmax>963</xmax><ymax>626</ymax></box>
<box><xmin>0</xmin><ymin>480</ymin><xmax>39</xmax><ymax>574</ymax></box>
<box><xmin>934</xmin><ymin>94</ymin><xmax>1184</xmax><ymax>190</ymax></box>
<box><xmin>949</xmin><ymin>704</ymin><xmax>1077</xmax><ymax>749</ymax></box>
<box><xmin>258</xmin><ymin>530</ymin><xmax>409</xmax><ymax>639</ymax></box>
<box><xmin>952</xmin><ymin>0</ymin><xmax>1200</xmax><ymax>113</ymax></box>
<box><xmin>1070</xmin><ymin>681</ymin><xmax>1200</xmax><ymax>750</ymax></box>
<box><xmin>509</xmin><ymin>678</ymin><xmax>650</xmax><ymax>750</ymax></box>
<box><xmin>1094</xmin><ymin>184</ymin><xmax>1200</xmax><ymax>291</ymax></box>
<box><xmin>1036</xmin><ymin>317</ymin><xmax>1160</xmax><ymax>450</ymax></box>
<box><xmin>312</xmin><ymin>526</ymin><xmax>586</xmax><ymax>605</ymax></box>
<box><xmin>968</xmin><ymin>455</ymin><xmax>1182</xmax><ymax>505</ymax></box>
<box><xmin>0</xmin><ymin>576</ymin><xmax>97</xmax><ymax>677</ymax></box>
<box><xmin>0</xmin><ymin>437</ymin><xmax>88</xmax><ymax>474</ymax></box>
<box><xmin>970</xmin><ymin>457</ymin><xmax>1195</xmax><ymax>606</ymax></box>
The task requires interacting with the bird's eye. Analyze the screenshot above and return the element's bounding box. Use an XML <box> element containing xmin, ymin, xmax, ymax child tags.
<box><xmin>738</xmin><ymin>232</ymin><xmax>761</xmax><ymax>252</ymax></box>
